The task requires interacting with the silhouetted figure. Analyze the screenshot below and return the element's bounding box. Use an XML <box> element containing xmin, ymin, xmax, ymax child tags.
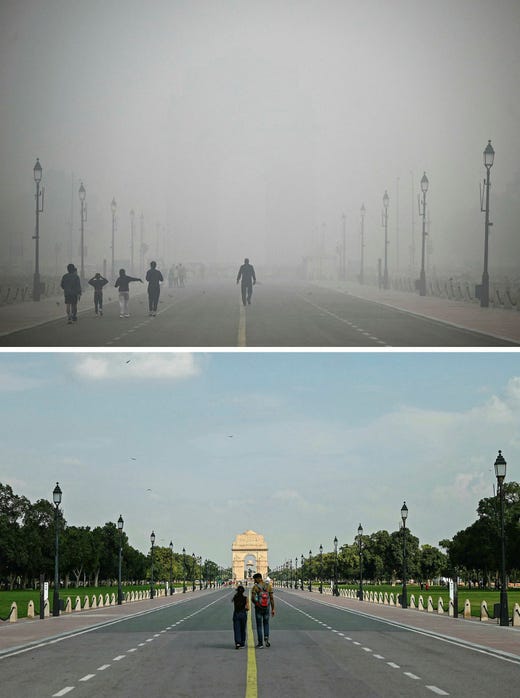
<box><xmin>146</xmin><ymin>261</ymin><xmax>163</xmax><ymax>316</ymax></box>
<box><xmin>115</xmin><ymin>268</ymin><xmax>142</xmax><ymax>317</ymax></box>
<box><xmin>236</xmin><ymin>258</ymin><xmax>256</xmax><ymax>306</ymax></box>
<box><xmin>61</xmin><ymin>263</ymin><xmax>82</xmax><ymax>324</ymax></box>
<box><xmin>168</xmin><ymin>266</ymin><xmax>175</xmax><ymax>289</ymax></box>
<box><xmin>178</xmin><ymin>263</ymin><xmax>186</xmax><ymax>287</ymax></box>
<box><xmin>232</xmin><ymin>585</ymin><xmax>249</xmax><ymax>649</ymax></box>
<box><xmin>88</xmin><ymin>272</ymin><xmax>108</xmax><ymax>316</ymax></box>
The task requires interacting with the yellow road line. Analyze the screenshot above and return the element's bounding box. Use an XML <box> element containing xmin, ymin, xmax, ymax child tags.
<box><xmin>238</xmin><ymin>301</ymin><xmax>246</xmax><ymax>346</ymax></box>
<box><xmin>245</xmin><ymin>606</ymin><xmax>257</xmax><ymax>697</ymax></box>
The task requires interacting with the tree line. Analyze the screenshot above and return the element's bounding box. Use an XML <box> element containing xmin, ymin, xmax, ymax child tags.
<box><xmin>0</xmin><ymin>483</ymin><xmax>225</xmax><ymax>591</ymax></box>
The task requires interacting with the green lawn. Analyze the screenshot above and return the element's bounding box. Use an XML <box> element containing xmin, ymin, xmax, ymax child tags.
<box><xmin>0</xmin><ymin>583</ymin><xmax>189</xmax><ymax>620</ymax></box>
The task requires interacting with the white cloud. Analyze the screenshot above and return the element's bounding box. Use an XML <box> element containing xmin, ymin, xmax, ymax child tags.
<box><xmin>72</xmin><ymin>354</ymin><xmax>201</xmax><ymax>381</ymax></box>
<box><xmin>0</xmin><ymin>369</ymin><xmax>44</xmax><ymax>392</ymax></box>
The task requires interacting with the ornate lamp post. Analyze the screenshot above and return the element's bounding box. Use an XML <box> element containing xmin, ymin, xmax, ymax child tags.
<box><xmin>111</xmin><ymin>198</ymin><xmax>117</xmax><ymax>280</ymax></box>
<box><xmin>117</xmin><ymin>515</ymin><xmax>124</xmax><ymax>604</ymax></box>
<box><xmin>308</xmin><ymin>550</ymin><xmax>312</xmax><ymax>592</ymax></box>
<box><xmin>319</xmin><ymin>544</ymin><xmax>323</xmax><ymax>593</ymax></box>
<box><xmin>401</xmin><ymin>502</ymin><xmax>408</xmax><ymax>609</ymax></box>
<box><xmin>169</xmin><ymin>541</ymin><xmax>174</xmax><ymax>595</ymax></box>
<box><xmin>130</xmin><ymin>209</ymin><xmax>135</xmax><ymax>275</ymax></box>
<box><xmin>360</xmin><ymin>204</ymin><xmax>366</xmax><ymax>285</ymax></box>
<box><xmin>192</xmin><ymin>553</ymin><xmax>196</xmax><ymax>592</ymax></box>
<box><xmin>78</xmin><ymin>183</ymin><xmax>87</xmax><ymax>283</ymax></box>
<box><xmin>198</xmin><ymin>556</ymin><xmax>203</xmax><ymax>590</ymax></box>
<box><xmin>357</xmin><ymin>523</ymin><xmax>363</xmax><ymax>601</ymax></box>
<box><xmin>182</xmin><ymin>547</ymin><xmax>187</xmax><ymax>592</ymax></box>
<box><xmin>494</xmin><ymin>450</ymin><xmax>509</xmax><ymax>626</ymax></box>
<box><xmin>150</xmin><ymin>530</ymin><xmax>155</xmax><ymax>599</ymax></box>
<box><xmin>418</xmin><ymin>172</ymin><xmax>429</xmax><ymax>296</ymax></box>
<box><xmin>295</xmin><ymin>557</ymin><xmax>298</xmax><ymax>590</ymax></box>
<box><xmin>52</xmin><ymin>483</ymin><xmax>62</xmax><ymax>616</ymax></box>
<box><xmin>300</xmin><ymin>554</ymin><xmax>304</xmax><ymax>590</ymax></box>
<box><xmin>382</xmin><ymin>191</ymin><xmax>389</xmax><ymax>289</ymax></box>
<box><xmin>333</xmin><ymin>536</ymin><xmax>339</xmax><ymax>596</ymax></box>
<box><xmin>32</xmin><ymin>159</ymin><xmax>44</xmax><ymax>301</ymax></box>
<box><xmin>480</xmin><ymin>140</ymin><xmax>495</xmax><ymax>307</ymax></box>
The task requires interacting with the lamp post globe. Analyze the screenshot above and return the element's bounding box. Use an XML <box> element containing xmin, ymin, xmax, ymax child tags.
<box><xmin>494</xmin><ymin>450</ymin><xmax>509</xmax><ymax>626</ymax></box>
<box><xmin>52</xmin><ymin>483</ymin><xmax>62</xmax><ymax>616</ymax></box>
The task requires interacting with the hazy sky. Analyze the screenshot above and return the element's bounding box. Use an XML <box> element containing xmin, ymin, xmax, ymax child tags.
<box><xmin>1</xmin><ymin>0</ymin><xmax>519</xmax><ymax>274</ymax></box>
<box><xmin>1</xmin><ymin>350</ymin><xmax>518</xmax><ymax>567</ymax></box>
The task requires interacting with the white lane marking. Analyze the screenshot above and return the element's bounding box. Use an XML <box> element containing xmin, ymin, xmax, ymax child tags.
<box><xmin>387</xmin><ymin>662</ymin><xmax>400</xmax><ymax>669</ymax></box>
<box><xmin>362</xmin><ymin>647</ymin><xmax>372</xmax><ymax>652</ymax></box>
<box><xmin>52</xmin><ymin>689</ymin><xmax>74</xmax><ymax>697</ymax></box>
<box><xmin>97</xmin><ymin>665</ymin><xmax>110</xmax><ymax>671</ymax></box>
<box><xmin>426</xmin><ymin>687</ymin><xmax>449</xmax><ymax>696</ymax></box>
<box><xmin>113</xmin><ymin>655</ymin><xmax>126</xmax><ymax>661</ymax></box>
<box><xmin>373</xmin><ymin>654</ymin><xmax>385</xmax><ymax>660</ymax></box>
<box><xmin>146</xmin><ymin>638</ymin><xmax>154</xmax><ymax>642</ymax></box>
<box><xmin>352</xmin><ymin>641</ymin><xmax>361</xmax><ymax>646</ymax></box>
<box><xmin>404</xmin><ymin>672</ymin><xmax>421</xmax><ymax>680</ymax></box>
<box><xmin>128</xmin><ymin>648</ymin><xmax>138</xmax><ymax>652</ymax></box>
<box><xmin>79</xmin><ymin>674</ymin><xmax>95</xmax><ymax>682</ymax></box>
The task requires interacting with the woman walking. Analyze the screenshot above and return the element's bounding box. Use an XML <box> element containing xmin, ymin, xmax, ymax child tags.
<box><xmin>232</xmin><ymin>585</ymin><xmax>249</xmax><ymax>649</ymax></box>
<box><xmin>115</xmin><ymin>268</ymin><xmax>142</xmax><ymax>317</ymax></box>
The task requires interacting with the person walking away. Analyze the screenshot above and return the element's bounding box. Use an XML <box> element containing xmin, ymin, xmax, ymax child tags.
<box><xmin>146</xmin><ymin>261</ymin><xmax>164</xmax><ymax>316</ymax></box>
<box><xmin>232</xmin><ymin>585</ymin><xmax>249</xmax><ymax>649</ymax></box>
<box><xmin>178</xmin><ymin>263</ymin><xmax>186</xmax><ymax>287</ymax></box>
<box><xmin>168</xmin><ymin>266</ymin><xmax>175</xmax><ymax>289</ymax></box>
<box><xmin>115</xmin><ymin>268</ymin><xmax>142</xmax><ymax>318</ymax></box>
<box><xmin>251</xmin><ymin>572</ymin><xmax>274</xmax><ymax>648</ymax></box>
<box><xmin>88</xmin><ymin>272</ymin><xmax>108</xmax><ymax>316</ymax></box>
<box><xmin>236</xmin><ymin>258</ymin><xmax>256</xmax><ymax>306</ymax></box>
<box><xmin>60</xmin><ymin>263</ymin><xmax>82</xmax><ymax>324</ymax></box>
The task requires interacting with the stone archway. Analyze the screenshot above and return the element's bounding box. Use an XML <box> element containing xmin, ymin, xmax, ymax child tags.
<box><xmin>232</xmin><ymin>530</ymin><xmax>268</xmax><ymax>582</ymax></box>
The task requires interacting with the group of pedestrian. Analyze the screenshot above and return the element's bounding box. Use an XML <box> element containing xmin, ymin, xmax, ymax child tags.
<box><xmin>168</xmin><ymin>263</ymin><xmax>186</xmax><ymax>288</ymax></box>
<box><xmin>232</xmin><ymin>572</ymin><xmax>274</xmax><ymax>650</ymax></box>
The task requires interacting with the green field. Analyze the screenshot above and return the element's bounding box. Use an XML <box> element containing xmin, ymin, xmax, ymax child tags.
<box><xmin>0</xmin><ymin>583</ymin><xmax>189</xmax><ymax>620</ymax></box>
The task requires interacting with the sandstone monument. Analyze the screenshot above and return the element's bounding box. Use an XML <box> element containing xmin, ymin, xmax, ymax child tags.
<box><xmin>231</xmin><ymin>530</ymin><xmax>268</xmax><ymax>582</ymax></box>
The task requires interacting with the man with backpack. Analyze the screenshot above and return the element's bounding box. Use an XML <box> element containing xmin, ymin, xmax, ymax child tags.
<box><xmin>251</xmin><ymin>572</ymin><xmax>275</xmax><ymax>648</ymax></box>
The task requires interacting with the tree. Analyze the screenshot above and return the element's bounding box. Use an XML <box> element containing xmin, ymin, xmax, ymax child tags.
<box><xmin>417</xmin><ymin>544</ymin><xmax>447</xmax><ymax>583</ymax></box>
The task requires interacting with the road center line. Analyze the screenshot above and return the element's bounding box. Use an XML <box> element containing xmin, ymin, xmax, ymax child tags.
<box><xmin>245</xmin><ymin>603</ymin><xmax>257</xmax><ymax>698</ymax></box>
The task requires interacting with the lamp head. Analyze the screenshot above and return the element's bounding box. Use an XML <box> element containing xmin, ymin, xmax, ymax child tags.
<box><xmin>401</xmin><ymin>501</ymin><xmax>408</xmax><ymax>523</ymax></box>
<box><xmin>52</xmin><ymin>482</ymin><xmax>62</xmax><ymax>506</ymax></box>
<box><xmin>117</xmin><ymin>514</ymin><xmax>124</xmax><ymax>531</ymax></box>
<box><xmin>494</xmin><ymin>449</ymin><xmax>506</xmax><ymax>482</ymax></box>
<box><xmin>383</xmin><ymin>190</ymin><xmax>389</xmax><ymax>208</ymax></box>
<box><xmin>111</xmin><ymin>197</ymin><xmax>117</xmax><ymax>214</ymax></box>
<box><xmin>150</xmin><ymin>530</ymin><xmax>155</xmax><ymax>545</ymax></box>
<box><xmin>484</xmin><ymin>140</ymin><xmax>495</xmax><ymax>168</ymax></box>
<box><xmin>78</xmin><ymin>182</ymin><xmax>86</xmax><ymax>201</ymax></box>
<box><xmin>358</xmin><ymin>523</ymin><xmax>363</xmax><ymax>537</ymax></box>
<box><xmin>33</xmin><ymin>158</ymin><xmax>42</xmax><ymax>183</ymax></box>
<box><xmin>420</xmin><ymin>172</ymin><xmax>429</xmax><ymax>193</ymax></box>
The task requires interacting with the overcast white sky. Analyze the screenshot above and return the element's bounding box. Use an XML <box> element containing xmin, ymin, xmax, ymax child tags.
<box><xmin>1</xmin><ymin>0</ymin><xmax>519</xmax><ymax>275</ymax></box>
<box><xmin>1</xmin><ymin>351</ymin><xmax>518</xmax><ymax>568</ymax></box>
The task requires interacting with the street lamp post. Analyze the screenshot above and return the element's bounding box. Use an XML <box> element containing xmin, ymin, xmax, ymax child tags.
<box><xmin>342</xmin><ymin>213</ymin><xmax>347</xmax><ymax>282</ymax></box>
<box><xmin>357</xmin><ymin>524</ymin><xmax>363</xmax><ymax>601</ymax></box>
<box><xmin>78</xmin><ymin>183</ymin><xmax>87</xmax><ymax>283</ymax></box>
<box><xmin>360</xmin><ymin>204</ymin><xmax>366</xmax><ymax>285</ymax></box>
<box><xmin>494</xmin><ymin>450</ymin><xmax>509</xmax><ymax>626</ymax></box>
<box><xmin>308</xmin><ymin>550</ymin><xmax>312</xmax><ymax>592</ymax></box>
<box><xmin>418</xmin><ymin>172</ymin><xmax>429</xmax><ymax>296</ymax></box>
<box><xmin>130</xmin><ymin>210</ymin><xmax>135</xmax><ymax>275</ymax></box>
<box><xmin>52</xmin><ymin>483</ymin><xmax>62</xmax><ymax>616</ymax></box>
<box><xmin>300</xmin><ymin>554</ymin><xmax>304</xmax><ymax>590</ymax></box>
<box><xmin>32</xmin><ymin>159</ymin><xmax>44</xmax><ymax>301</ymax></box>
<box><xmin>333</xmin><ymin>536</ymin><xmax>339</xmax><ymax>596</ymax></box>
<box><xmin>382</xmin><ymin>191</ymin><xmax>389</xmax><ymax>289</ymax></box>
<box><xmin>192</xmin><ymin>553</ymin><xmax>196</xmax><ymax>592</ymax></box>
<box><xmin>295</xmin><ymin>557</ymin><xmax>298</xmax><ymax>590</ymax></box>
<box><xmin>401</xmin><ymin>502</ymin><xmax>408</xmax><ymax>609</ymax></box>
<box><xmin>319</xmin><ymin>544</ymin><xmax>323</xmax><ymax>593</ymax></box>
<box><xmin>117</xmin><ymin>515</ymin><xmax>124</xmax><ymax>605</ymax></box>
<box><xmin>150</xmin><ymin>531</ymin><xmax>155</xmax><ymax>599</ymax></box>
<box><xmin>182</xmin><ymin>548</ymin><xmax>186</xmax><ymax>592</ymax></box>
<box><xmin>198</xmin><ymin>556</ymin><xmax>203</xmax><ymax>590</ymax></box>
<box><xmin>111</xmin><ymin>198</ymin><xmax>117</xmax><ymax>281</ymax></box>
<box><xmin>480</xmin><ymin>140</ymin><xmax>495</xmax><ymax>307</ymax></box>
<box><xmin>169</xmin><ymin>541</ymin><xmax>174</xmax><ymax>595</ymax></box>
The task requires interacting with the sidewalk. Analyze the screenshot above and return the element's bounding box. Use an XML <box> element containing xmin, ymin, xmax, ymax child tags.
<box><xmin>321</xmin><ymin>281</ymin><xmax>520</xmax><ymax>345</ymax></box>
<box><xmin>294</xmin><ymin>589</ymin><xmax>520</xmax><ymax>661</ymax></box>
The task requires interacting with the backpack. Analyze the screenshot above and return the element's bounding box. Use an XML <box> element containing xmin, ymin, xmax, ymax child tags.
<box><xmin>256</xmin><ymin>583</ymin><xmax>270</xmax><ymax>609</ymax></box>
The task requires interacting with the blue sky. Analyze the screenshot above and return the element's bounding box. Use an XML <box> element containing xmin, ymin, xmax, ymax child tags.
<box><xmin>1</xmin><ymin>351</ymin><xmax>519</xmax><ymax>569</ymax></box>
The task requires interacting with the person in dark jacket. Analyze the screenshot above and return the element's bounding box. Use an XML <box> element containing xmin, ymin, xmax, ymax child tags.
<box><xmin>115</xmin><ymin>268</ymin><xmax>142</xmax><ymax>317</ymax></box>
<box><xmin>88</xmin><ymin>272</ymin><xmax>108</xmax><ymax>316</ymax></box>
<box><xmin>60</xmin><ymin>263</ymin><xmax>82</xmax><ymax>324</ymax></box>
<box><xmin>145</xmin><ymin>261</ymin><xmax>164</xmax><ymax>316</ymax></box>
<box><xmin>236</xmin><ymin>258</ymin><xmax>256</xmax><ymax>306</ymax></box>
<box><xmin>232</xmin><ymin>585</ymin><xmax>250</xmax><ymax>649</ymax></box>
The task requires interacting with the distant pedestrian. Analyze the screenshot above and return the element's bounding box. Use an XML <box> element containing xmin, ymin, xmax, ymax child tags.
<box><xmin>88</xmin><ymin>272</ymin><xmax>108</xmax><ymax>316</ymax></box>
<box><xmin>145</xmin><ymin>261</ymin><xmax>164</xmax><ymax>316</ymax></box>
<box><xmin>178</xmin><ymin>263</ymin><xmax>186</xmax><ymax>287</ymax></box>
<box><xmin>251</xmin><ymin>572</ymin><xmax>274</xmax><ymax>648</ymax></box>
<box><xmin>236</xmin><ymin>258</ymin><xmax>256</xmax><ymax>306</ymax></box>
<box><xmin>60</xmin><ymin>263</ymin><xmax>82</xmax><ymax>324</ymax></box>
<box><xmin>232</xmin><ymin>585</ymin><xmax>249</xmax><ymax>649</ymax></box>
<box><xmin>115</xmin><ymin>268</ymin><xmax>143</xmax><ymax>318</ymax></box>
<box><xmin>168</xmin><ymin>266</ymin><xmax>175</xmax><ymax>289</ymax></box>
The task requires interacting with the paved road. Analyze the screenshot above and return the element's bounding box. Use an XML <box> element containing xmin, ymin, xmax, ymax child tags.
<box><xmin>2</xmin><ymin>589</ymin><xmax>519</xmax><ymax>697</ymax></box>
<box><xmin>0</xmin><ymin>282</ymin><xmax>516</xmax><ymax>347</ymax></box>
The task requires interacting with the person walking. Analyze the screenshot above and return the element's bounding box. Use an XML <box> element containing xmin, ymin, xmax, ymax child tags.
<box><xmin>88</xmin><ymin>272</ymin><xmax>108</xmax><ymax>316</ymax></box>
<box><xmin>60</xmin><ymin>263</ymin><xmax>82</xmax><ymax>324</ymax></box>
<box><xmin>232</xmin><ymin>585</ymin><xmax>249</xmax><ymax>649</ymax></box>
<box><xmin>251</xmin><ymin>572</ymin><xmax>274</xmax><ymax>648</ymax></box>
<box><xmin>145</xmin><ymin>261</ymin><xmax>164</xmax><ymax>316</ymax></box>
<box><xmin>115</xmin><ymin>268</ymin><xmax>143</xmax><ymax>318</ymax></box>
<box><xmin>236</xmin><ymin>258</ymin><xmax>256</xmax><ymax>306</ymax></box>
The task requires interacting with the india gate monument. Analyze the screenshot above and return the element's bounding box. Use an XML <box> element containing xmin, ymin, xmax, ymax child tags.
<box><xmin>231</xmin><ymin>530</ymin><xmax>268</xmax><ymax>582</ymax></box>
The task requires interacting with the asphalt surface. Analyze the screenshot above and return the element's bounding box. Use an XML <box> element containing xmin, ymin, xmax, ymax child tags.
<box><xmin>1</xmin><ymin>588</ymin><xmax>519</xmax><ymax>697</ymax></box>
<box><xmin>0</xmin><ymin>281</ymin><xmax>517</xmax><ymax>347</ymax></box>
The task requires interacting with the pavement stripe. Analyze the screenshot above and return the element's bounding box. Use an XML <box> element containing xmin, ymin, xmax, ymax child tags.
<box><xmin>238</xmin><ymin>302</ymin><xmax>246</xmax><ymax>346</ymax></box>
<box><xmin>52</xmin><ymin>689</ymin><xmax>74</xmax><ymax>697</ymax></box>
<box><xmin>245</xmin><ymin>606</ymin><xmax>257</xmax><ymax>698</ymax></box>
<box><xmin>426</xmin><ymin>687</ymin><xmax>449</xmax><ymax>696</ymax></box>
<box><xmin>79</xmin><ymin>674</ymin><xmax>95</xmax><ymax>682</ymax></box>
